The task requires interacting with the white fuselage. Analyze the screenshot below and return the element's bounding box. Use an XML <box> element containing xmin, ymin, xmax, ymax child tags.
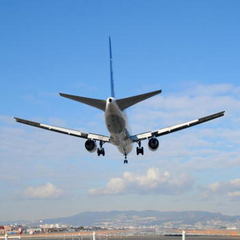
<box><xmin>104</xmin><ymin>97</ymin><xmax>133</xmax><ymax>155</ymax></box>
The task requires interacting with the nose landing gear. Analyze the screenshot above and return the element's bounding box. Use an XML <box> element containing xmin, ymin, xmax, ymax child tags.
<box><xmin>123</xmin><ymin>153</ymin><xmax>128</xmax><ymax>164</ymax></box>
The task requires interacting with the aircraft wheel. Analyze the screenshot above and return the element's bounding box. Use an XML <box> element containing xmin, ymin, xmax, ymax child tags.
<box><xmin>97</xmin><ymin>148</ymin><xmax>101</xmax><ymax>156</ymax></box>
<box><xmin>136</xmin><ymin>147</ymin><xmax>144</xmax><ymax>155</ymax></box>
<box><xmin>97</xmin><ymin>147</ymin><xmax>105</xmax><ymax>156</ymax></box>
<box><xmin>136</xmin><ymin>147</ymin><xmax>140</xmax><ymax>155</ymax></box>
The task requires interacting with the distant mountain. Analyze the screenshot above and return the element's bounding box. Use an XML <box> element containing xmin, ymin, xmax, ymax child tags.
<box><xmin>0</xmin><ymin>219</ymin><xmax>31</xmax><ymax>226</ymax></box>
<box><xmin>41</xmin><ymin>210</ymin><xmax>240</xmax><ymax>228</ymax></box>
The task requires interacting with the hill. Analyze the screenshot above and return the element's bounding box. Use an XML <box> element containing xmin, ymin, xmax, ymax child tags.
<box><xmin>41</xmin><ymin>210</ymin><xmax>240</xmax><ymax>228</ymax></box>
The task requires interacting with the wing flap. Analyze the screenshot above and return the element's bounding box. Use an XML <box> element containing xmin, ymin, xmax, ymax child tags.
<box><xmin>131</xmin><ymin>111</ymin><xmax>225</xmax><ymax>141</ymax></box>
<box><xmin>14</xmin><ymin>117</ymin><xmax>110</xmax><ymax>142</ymax></box>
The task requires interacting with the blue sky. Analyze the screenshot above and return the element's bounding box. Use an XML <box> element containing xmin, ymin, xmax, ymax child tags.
<box><xmin>1</xmin><ymin>0</ymin><xmax>240</xmax><ymax>221</ymax></box>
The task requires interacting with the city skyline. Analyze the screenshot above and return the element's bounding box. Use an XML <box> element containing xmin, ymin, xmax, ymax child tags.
<box><xmin>0</xmin><ymin>0</ymin><xmax>240</xmax><ymax>221</ymax></box>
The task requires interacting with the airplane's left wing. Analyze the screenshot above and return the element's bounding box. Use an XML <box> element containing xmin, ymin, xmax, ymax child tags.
<box><xmin>130</xmin><ymin>111</ymin><xmax>225</xmax><ymax>142</ymax></box>
<box><xmin>14</xmin><ymin>117</ymin><xmax>110</xmax><ymax>142</ymax></box>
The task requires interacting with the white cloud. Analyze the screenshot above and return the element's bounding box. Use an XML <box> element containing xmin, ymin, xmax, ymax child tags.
<box><xmin>126</xmin><ymin>82</ymin><xmax>240</xmax><ymax>172</ymax></box>
<box><xmin>205</xmin><ymin>178</ymin><xmax>240</xmax><ymax>200</ymax></box>
<box><xmin>227</xmin><ymin>191</ymin><xmax>240</xmax><ymax>198</ymax></box>
<box><xmin>1</xmin><ymin>82</ymin><xmax>240</xmax><ymax>218</ymax></box>
<box><xmin>24</xmin><ymin>183</ymin><xmax>63</xmax><ymax>199</ymax></box>
<box><xmin>184</xmin><ymin>83</ymin><xmax>240</xmax><ymax>96</ymax></box>
<box><xmin>89</xmin><ymin>168</ymin><xmax>193</xmax><ymax>196</ymax></box>
<box><xmin>129</xmin><ymin>82</ymin><xmax>240</xmax><ymax>133</ymax></box>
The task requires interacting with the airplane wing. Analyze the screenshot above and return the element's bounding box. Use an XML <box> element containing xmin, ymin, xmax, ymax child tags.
<box><xmin>14</xmin><ymin>117</ymin><xmax>110</xmax><ymax>142</ymax></box>
<box><xmin>130</xmin><ymin>111</ymin><xmax>225</xmax><ymax>142</ymax></box>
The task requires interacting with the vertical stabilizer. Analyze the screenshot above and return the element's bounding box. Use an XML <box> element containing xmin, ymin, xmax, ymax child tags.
<box><xmin>109</xmin><ymin>37</ymin><xmax>115</xmax><ymax>97</ymax></box>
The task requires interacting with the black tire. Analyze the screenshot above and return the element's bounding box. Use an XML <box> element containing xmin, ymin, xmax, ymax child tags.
<box><xmin>97</xmin><ymin>148</ymin><xmax>100</xmax><ymax>156</ymax></box>
<box><xmin>136</xmin><ymin>147</ymin><xmax>140</xmax><ymax>155</ymax></box>
<box><xmin>141</xmin><ymin>147</ymin><xmax>144</xmax><ymax>155</ymax></box>
<box><xmin>137</xmin><ymin>147</ymin><xmax>144</xmax><ymax>155</ymax></box>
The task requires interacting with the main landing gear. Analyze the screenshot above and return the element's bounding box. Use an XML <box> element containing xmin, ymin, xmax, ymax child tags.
<box><xmin>97</xmin><ymin>141</ymin><xmax>105</xmax><ymax>156</ymax></box>
<box><xmin>136</xmin><ymin>141</ymin><xmax>144</xmax><ymax>155</ymax></box>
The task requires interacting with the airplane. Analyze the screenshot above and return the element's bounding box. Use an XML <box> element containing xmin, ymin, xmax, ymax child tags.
<box><xmin>14</xmin><ymin>37</ymin><xmax>225</xmax><ymax>164</ymax></box>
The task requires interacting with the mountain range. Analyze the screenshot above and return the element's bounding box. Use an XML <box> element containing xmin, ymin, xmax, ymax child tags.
<box><xmin>40</xmin><ymin>210</ymin><xmax>240</xmax><ymax>228</ymax></box>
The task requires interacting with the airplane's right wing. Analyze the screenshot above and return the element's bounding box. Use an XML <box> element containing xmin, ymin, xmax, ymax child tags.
<box><xmin>131</xmin><ymin>111</ymin><xmax>225</xmax><ymax>141</ymax></box>
<box><xmin>14</xmin><ymin>117</ymin><xmax>110</xmax><ymax>142</ymax></box>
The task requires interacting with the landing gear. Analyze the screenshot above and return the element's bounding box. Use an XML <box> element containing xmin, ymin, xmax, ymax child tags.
<box><xmin>124</xmin><ymin>153</ymin><xmax>128</xmax><ymax>164</ymax></box>
<box><xmin>97</xmin><ymin>148</ymin><xmax>105</xmax><ymax>156</ymax></box>
<box><xmin>137</xmin><ymin>147</ymin><xmax>144</xmax><ymax>155</ymax></box>
<box><xmin>136</xmin><ymin>141</ymin><xmax>144</xmax><ymax>155</ymax></box>
<box><xmin>97</xmin><ymin>141</ymin><xmax>105</xmax><ymax>156</ymax></box>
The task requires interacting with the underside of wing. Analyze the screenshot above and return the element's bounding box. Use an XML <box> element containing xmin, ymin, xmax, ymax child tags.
<box><xmin>131</xmin><ymin>111</ymin><xmax>225</xmax><ymax>142</ymax></box>
<box><xmin>14</xmin><ymin>117</ymin><xmax>110</xmax><ymax>142</ymax></box>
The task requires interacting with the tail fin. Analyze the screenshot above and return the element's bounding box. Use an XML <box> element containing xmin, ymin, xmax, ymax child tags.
<box><xmin>109</xmin><ymin>37</ymin><xmax>115</xmax><ymax>97</ymax></box>
<box><xmin>116</xmin><ymin>90</ymin><xmax>162</xmax><ymax>110</ymax></box>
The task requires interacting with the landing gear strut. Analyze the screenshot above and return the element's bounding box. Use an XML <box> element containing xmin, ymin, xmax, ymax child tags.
<box><xmin>97</xmin><ymin>141</ymin><xmax>105</xmax><ymax>156</ymax></box>
<box><xmin>136</xmin><ymin>141</ymin><xmax>144</xmax><ymax>155</ymax></box>
<box><xmin>124</xmin><ymin>153</ymin><xmax>128</xmax><ymax>164</ymax></box>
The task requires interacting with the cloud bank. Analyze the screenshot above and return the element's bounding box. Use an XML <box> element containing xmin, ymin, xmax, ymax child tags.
<box><xmin>1</xmin><ymin>82</ymin><xmax>240</xmax><ymax>218</ymax></box>
<box><xmin>205</xmin><ymin>178</ymin><xmax>240</xmax><ymax>200</ymax></box>
<box><xmin>89</xmin><ymin>168</ymin><xmax>193</xmax><ymax>196</ymax></box>
<box><xmin>24</xmin><ymin>183</ymin><xmax>63</xmax><ymax>199</ymax></box>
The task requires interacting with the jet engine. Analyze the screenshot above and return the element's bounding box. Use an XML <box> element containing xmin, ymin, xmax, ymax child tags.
<box><xmin>148</xmin><ymin>138</ymin><xmax>159</xmax><ymax>151</ymax></box>
<box><xmin>85</xmin><ymin>139</ymin><xmax>97</xmax><ymax>152</ymax></box>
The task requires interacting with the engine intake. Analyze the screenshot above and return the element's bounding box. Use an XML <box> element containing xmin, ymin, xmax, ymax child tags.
<box><xmin>85</xmin><ymin>139</ymin><xmax>97</xmax><ymax>152</ymax></box>
<box><xmin>148</xmin><ymin>138</ymin><xmax>159</xmax><ymax>151</ymax></box>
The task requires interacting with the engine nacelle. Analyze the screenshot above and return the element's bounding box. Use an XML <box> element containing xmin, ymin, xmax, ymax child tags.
<box><xmin>85</xmin><ymin>139</ymin><xmax>97</xmax><ymax>152</ymax></box>
<box><xmin>148</xmin><ymin>138</ymin><xmax>159</xmax><ymax>151</ymax></box>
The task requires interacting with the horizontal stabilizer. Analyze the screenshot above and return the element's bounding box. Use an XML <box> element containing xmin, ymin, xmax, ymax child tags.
<box><xmin>116</xmin><ymin>89</ymin><xmax>162</xmax><ymax>110</ymax></box>
<box><xmin>59</xmin><ymin>93</ymin><xmax>106</xmax><ymax>111</ymax></box>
